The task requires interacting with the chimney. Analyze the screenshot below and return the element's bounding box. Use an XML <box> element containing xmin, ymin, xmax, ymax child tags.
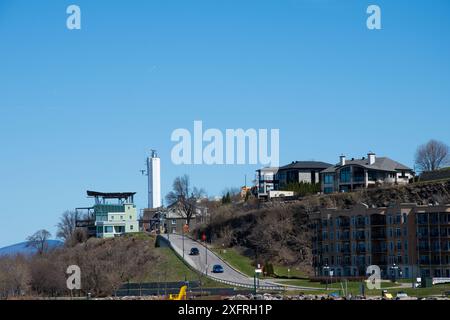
<box><xmin>340</xmin><ymin>155</ymin><xmax>346</xmax><ymax>166</ymax></box>
<box><xmin>368</xmin><ymin>152</ymin><xmax>376</xmax><ymax>165</ymax></box>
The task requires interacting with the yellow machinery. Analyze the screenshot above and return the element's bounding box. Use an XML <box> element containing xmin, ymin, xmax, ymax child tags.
<box><xmin>168</xmin><ymin>285</ymin><xmax>187</xmax><ymax>300</ymax></box>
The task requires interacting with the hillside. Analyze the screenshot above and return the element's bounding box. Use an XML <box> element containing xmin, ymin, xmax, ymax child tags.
<box><xmin>0</xmin><ymin>240</ymin><xmax>63</xmax><ymax>257</ymax></box>
<box><xmin>0</xmin><ymin>234</ymin><xmax>217</xmax><ymax>298</ymax></box>
<box><xmin>199</xmin><ymin>179</ymin><xmax>450</xmax><ymax>276</ymax></box>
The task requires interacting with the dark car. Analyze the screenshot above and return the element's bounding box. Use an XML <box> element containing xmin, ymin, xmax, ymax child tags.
<box><xmin>212</xmin><ymin>264</ymin><xmax>224</xmax><ymax>273</ymax></box>
<box><xmin>189</xmin><ymin>247</ymin><xmax>200</xmax><ymax>256</ymax></box>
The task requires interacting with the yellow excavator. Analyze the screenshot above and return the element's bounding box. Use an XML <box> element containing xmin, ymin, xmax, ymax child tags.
<box><xmin>168</xmin><ymin>285</ymin><xmax>187</xmax><ymax>300</ymax></box>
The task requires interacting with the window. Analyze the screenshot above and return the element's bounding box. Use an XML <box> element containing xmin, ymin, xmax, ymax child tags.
<box><xmin>130</xmin><ymin>225</ymin><xmax>134</xmax><ymax>230</ymax></box>
<box><xmin>387</xmin><ymin>215</ymin><xmax>393</xmax><ymax>225</ymax></box>
<box><xmin>171</xmin><ymin>219</ymin><xmax>177</xmax><ymax>225</ymax></box>
<box><xmin>324</xmin><ymin>187</ymin><xmax>333</xmax><ymax>194</ymax></box>
<box><xmin>114</xmin><ymin>226</ymin><xmax>125</xmax><ymax>233</ymax></box>
<box><xmin>340</xmin><ymin>167</ymin><xmax>351</xmax><ymax>183</ymax></box>
<box><xmin>402</xmin><ymin>213</ymin><xmax>408</xmax><ymax>224</ymax></box>
<box><xmin>129</xmin><ymin>216</ymin><xmax>132</xmax><ymax>220</ymax></box>
<box><xmin>324</xmin><ymin>174</ymin><xmax>334</xmax><ymax>184</ymax></box>
<box><xmin>104</xmin><ymin>226</ymin><xmax>113</xmax><ymax>233</ymax></box>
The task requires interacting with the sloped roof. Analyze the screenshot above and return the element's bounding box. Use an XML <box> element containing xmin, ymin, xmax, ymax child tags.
<box><xmin>321</xmin><ymin>157</ymin><xmax>413</xmax><ymax>174</ymax></box>
<box><xmin>279</xmin><ymin>161</ymin><xmax>333</xmax><ymax>171</ymax></box>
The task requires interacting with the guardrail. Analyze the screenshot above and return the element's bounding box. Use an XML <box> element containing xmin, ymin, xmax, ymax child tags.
<box><xmin>207</xmin><ymin>274</ymin><xmax>286</xmax><ymax>291</ymax></box>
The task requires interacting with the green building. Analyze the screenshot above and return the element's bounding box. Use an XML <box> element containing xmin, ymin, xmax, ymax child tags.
<box><xmin>77</xmin><ymin>191</ymin><xmax>139</xmax><ymax>238</ymax></box>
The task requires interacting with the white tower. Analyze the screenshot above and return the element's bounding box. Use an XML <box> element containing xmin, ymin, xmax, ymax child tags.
<box><xmin>147</xmin><ymin>150</ymin><xmax>161</xmax><ymax>209</ymax></box>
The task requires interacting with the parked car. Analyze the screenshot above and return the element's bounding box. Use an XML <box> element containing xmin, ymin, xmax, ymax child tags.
<box><xmin>396</xmin><ymin>291</ymin><xmax>409</xmax><ymax>299</ymax></box>
<box><xmin>212</xmin><ymin>264</ymin><xmax>224</xmax><ymax>273</ymax></box>
<box><xmin>189</xmin><ymin>247</ymin><xmax>199</xmax><ymax>256</ymax></box>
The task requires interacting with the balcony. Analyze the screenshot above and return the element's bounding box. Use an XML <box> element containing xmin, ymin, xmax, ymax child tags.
<box><xmin>372</xmin><ymin>247</ymin><xmax>387</xmax><ymax>254</ymax></box>
<box><xmin>355</xmin><ymin>221</ymin><xmax>366</xmax><ymax>228</ymax></box>
<box><xmin>371</xmin><ymin>233</ymin><xmax>387</xmax><ymax>240</ymax></box>
<box><xmin>355</xmin><ymin>232</ymin><xmax>366</xmax><ymax>240</ymax></box>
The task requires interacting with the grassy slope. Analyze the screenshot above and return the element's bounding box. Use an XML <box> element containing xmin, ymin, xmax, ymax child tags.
<box><xmin>129</xmin><ymin>234</ymin><xmax>225</xmax><ymax>288</ymax></box>
<box><xmin>212</xmin><ymin>247</ymin><xmax>255</xmax><ymax>277</ymax></box>
<box><xmin>212</xmin><ymin>246</ymin><xmax>308</xmax><ymax>278</ymax></box>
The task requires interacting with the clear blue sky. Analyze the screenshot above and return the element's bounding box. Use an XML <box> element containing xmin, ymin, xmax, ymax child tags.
<box><xmin>1</xmin><ymin>0</ymin><xmax>449</xmax><ymax>247</ymax></box>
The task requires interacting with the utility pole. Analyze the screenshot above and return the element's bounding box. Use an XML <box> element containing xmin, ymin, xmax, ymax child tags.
<box><xmin>202</xmin><ymin>233</ymin><xmax>208</xmax><ymax>276</ymax></box>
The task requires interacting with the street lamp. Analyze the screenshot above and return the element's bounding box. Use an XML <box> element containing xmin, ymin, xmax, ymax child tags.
<box><xmin>391</xmin><ymin>264</ymin><xmax>399</xmax><ymax>283</ymax></box>
<box><xmin>323</xmin><ymin>264</ymin><xmax>330</xmax><ymax>290</ymax></box>
<box><xmin>202</xmin><ymin>233</ymin><xmax>207</xmax><ymax>276</ymax></box>
<box><xmin>182</xmin><ymin>223</ymin><xmax>189</xmax><ymax>261</ymax></box>
<box><xmin>254</xmin><ymin>267</ymin><xmax>262</xmax><ymax>295</ymax></box>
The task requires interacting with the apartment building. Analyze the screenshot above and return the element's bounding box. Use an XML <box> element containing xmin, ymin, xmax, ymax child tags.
<box><xmin>321</xmin><ymin>152</ymin><xmax>414</xmax><ymax>194</ymax></box>
<box><xmin>310</xmin><ymin>203</ymin><xmax>450</xmax><ymax>279</ymax></box>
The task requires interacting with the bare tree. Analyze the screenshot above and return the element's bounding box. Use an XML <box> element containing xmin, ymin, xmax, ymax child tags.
<box><xmin>27</xmin><ymin>229</ymin><xmax>52</xmax><ymax>255</ymax></box>
<box><xmin>165</xmin><ymin>175</ymin><xmax>205</xmax><ymax>225</ymax></box>
<box><xmin>0</xmin><ymin>255</ymin><xmax>31</xmax><ymax>298</ymax></box>
<box><xmin>56</xmin><ymin>210</ymin><xmax>79</xmax><ymax>243</ymax></box>
<box><xmin>415</xmin><ymin>139</ymin><xmax>450</xmax><ymax>172</ymax></box>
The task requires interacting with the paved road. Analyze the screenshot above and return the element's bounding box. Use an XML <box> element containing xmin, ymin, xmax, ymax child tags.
<box><xmin>160</xmin><ymin>234</ymin><xmax>416</xmax><ymax>292</ymax></box>
<box><xmin>161</xmin><ymin>233</ymin><xmax>287</xmax><ymax>290</ymax></box>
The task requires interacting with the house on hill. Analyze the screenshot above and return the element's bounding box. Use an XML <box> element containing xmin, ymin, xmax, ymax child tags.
<box><xmin>321</xmin><ymin>152</ymin><xmax>414</xmax><ymax>194</ymax></box>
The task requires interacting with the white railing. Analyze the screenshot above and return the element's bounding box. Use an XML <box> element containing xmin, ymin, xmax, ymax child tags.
<box><xmin>207</xmin><ymin>275</ymin><xmax>286</xmax><ymax>291</ymax></box>
<box><xmin>433</xmin><ymin>277</ymin><xmax>450</xmax><ymax>285</ymax></box>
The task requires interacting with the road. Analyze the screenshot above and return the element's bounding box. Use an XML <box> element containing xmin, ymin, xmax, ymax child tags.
<box><xmin>160</xmin><ymin>234</ymin><xmax>414</xmax><ymax>292</ymax></box>
<box><xmin>161</xmin><ymin>233</ymin><xmax>286</xmax><ymax>290</ymax></box>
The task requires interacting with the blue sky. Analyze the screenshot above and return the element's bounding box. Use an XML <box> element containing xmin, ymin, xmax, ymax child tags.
<box><xmin>1</xmin><ymin>0</ymin><xmax>449</xmax><ymax>247</ymax></box>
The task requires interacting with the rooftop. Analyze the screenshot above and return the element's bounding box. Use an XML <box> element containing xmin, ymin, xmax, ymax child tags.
<box><xmin>279</xmin><ymin>161</ymin><xmax>333</xmax><ymax>170</ymax></box>
<box><xmin>321</xmin><ymin>157</ymin><xmax>413</xmax><ymax>173</ymax></box>
<box><xmin>87</xmin><ymin>191</ymin><xmax>136</xmax><ymax>199</ymax></box>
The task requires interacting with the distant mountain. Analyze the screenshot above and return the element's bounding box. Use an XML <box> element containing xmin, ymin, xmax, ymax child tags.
<box><xmin>0</xmin><ymin>240</ymin><xmax>64</xmax><ymax>256</ymax></box>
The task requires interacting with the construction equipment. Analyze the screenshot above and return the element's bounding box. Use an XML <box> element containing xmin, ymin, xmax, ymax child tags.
<box><xmin>168</xmin><ymin>285</ymin><xmax>187</xmax><ymax>300</ymax></box>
